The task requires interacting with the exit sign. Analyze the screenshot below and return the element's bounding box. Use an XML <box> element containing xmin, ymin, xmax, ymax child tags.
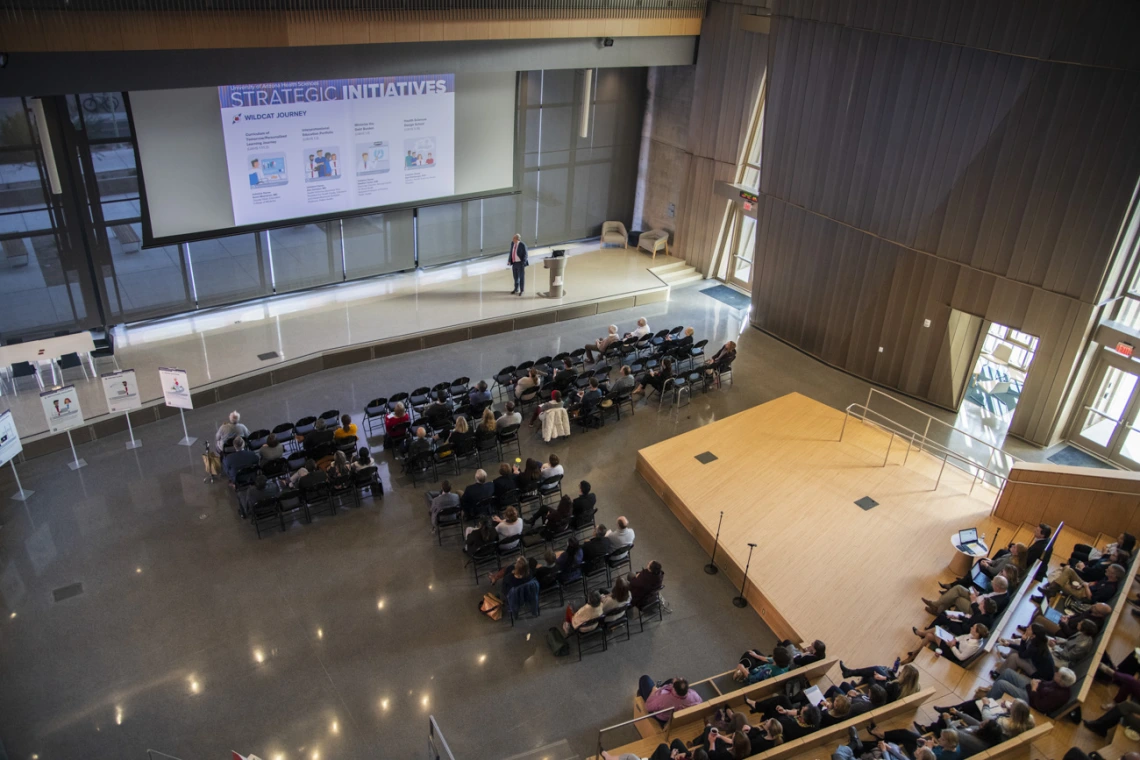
<box><xmin>1117</xmin><ymin>342</ymin><xmax>1134</xmax><ymax>357</ymax></box>
<box><xmin>739</xmin><ymin>190</ymin><xmax>759</xmax><ymax>203</ymax></box>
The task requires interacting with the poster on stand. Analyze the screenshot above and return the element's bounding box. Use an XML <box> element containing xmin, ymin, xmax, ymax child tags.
<box><xmin>40</xmin><ymin>386</ymin><xmax>85</xmax><ymax>434</ymax></box>
<box><xmin>158</xmin><ymin>367</ymin><xmax>193</xmax><ymax>410</ymax></box>
<box><xmin>0</xmin><ymin>409</ymin><xmax>22</xmax><ymax>467</ymax></box>
<box><xmin>101</xmin><ymin>369</ymin><xmax>142</xmax><ymax>414</ymax></box>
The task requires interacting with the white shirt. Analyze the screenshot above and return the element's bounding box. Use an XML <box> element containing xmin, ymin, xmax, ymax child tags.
<box><xmin>607</xmin><ymin>526</ymin><xmax>635</xmax><ymax>548</ymax></box>
<box><xmin>542</xmin><ymin>464</ymin><xmax>565</xmax><ymax>478</ymax></box>
<box><xmin>496</xmin><ymin>519</ymin><xmax>523</xmax><ymax>538</ymax></box>
<box><xmin>572</xmin><ymin>602</ymin><xmax>604</xmax><ymax>630</ymax></box>
<box><xmin>500</xmin><ymin>412</ymin><xmax>523</xmax><ymax>427</ymax></box>
<box><xmin>631</xmin><ymin>323</ymin><xmax>651</xmax><ymax>338</ymax></box>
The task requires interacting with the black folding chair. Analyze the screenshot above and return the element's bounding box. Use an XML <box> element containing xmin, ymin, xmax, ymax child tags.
<box><xmin>603</xmin><ymin>602</ymin><xmax>632</xmax><ymax>644</ymax></box>
<box><xmin>247</xmin><ymin>429</ymin><xmax>270</xmax><ymax>450</ymax></box>
<box><xmin>405</xmin><ymin>451</ymin><xmax>435</xmax><ymax>486</ymax></box>
<box><xmin>470</xmin><ymin>541</ymin><xmax>500</xmax><ymax>583</ymax></box>
<box><xmin>475</xmin><ymin>429</ymin><xmax>499</xmax><ymax>468</ymax></box>
<box><xmin>606</xmin><ymin>543</ymin><xmax>633</xmax><ymax>583</ymax></box>
<box><xmin>294</xmin><ymin>415</ymin><xmax>317</xmax><ymax>438</ymax></box>
<box><xmin>497</xmin><ymin>424</ymin><xmax>521</xmax><ymax>461</ymax></box>
<box><xmin>277</xmin><ymin>489</ymin><xmax>306</xmax><ymax>525</ymax></box>
<box><xmin>635</xmin><ymin>593</ymin><xmax>664</xmax><ymax>632</ymax></box>
<box><xmin>572</xmin><ymin>616</ymin><xmax>607</xmax><ymax>660</ymax></box>
<box><xmin>272</xmin><ymin>422</ymin><xmax>296</xmax><ymax>449</ymax></box>
<box><xmin>250</xmin><ymin>497</ymin><xmax>284</xmax><ymax>538</ymax></box>
<box><xmin>353</xmin><ymin>465</ymin><xmax>383</xmax><ymax>500</ymax></box>
<box><xmin>302</xmin><ymin>482</ymin><xmax>335</xmax><ymax>519</ymax></box>
<box><xmin>436</xmin><ymin>506</ymin><xmax>464</xmax><ymax>546</ymax></box>
<box><xmin>363</xmin><ymin>398</ymin><xmax>388</xmax><ymax>437</ymax></box>
<box><xmin>538</xmin><ymin>473</ymin><xmax>564</xmax><ymax>505</ymax></box>
<box><xmin>492</xmin><ymin>366</ymin><xmax>517</xmax><ymax>399</ymax></box>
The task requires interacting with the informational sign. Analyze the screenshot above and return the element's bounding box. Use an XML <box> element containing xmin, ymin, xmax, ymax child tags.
<box><xmin>101</xmin><ymin>369</ymin><xmax>142</xmax><ymax>414</ymax></box>
<box><xmin>158</xmin><ymin>367</ymin><xmax>193</xmax><ymax>410</ymax></box>
<box><xmin>40</xmin><ymin>386</ymin><xmax>85</xmax><ymax>434</ymax></box>
<box><xmin>0</xmin><ymin>409</ymin><xmax>22</xmax><ymax>467</ymax></box>
<box><xmin>217</xmin><ymin>74</ymin><xmax>455</xmax><ymax>227</ymax></box>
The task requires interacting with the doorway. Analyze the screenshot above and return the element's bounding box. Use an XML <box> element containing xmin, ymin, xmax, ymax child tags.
<box><xmin>1073</xmin><ymin>351</ymin><xmax>1140</xmax><ymax>469</ymax></box>
<box><xmin>957</xmin><ymin>322</ymin><xmax>1038</xmax><ymax>440</ymax></box>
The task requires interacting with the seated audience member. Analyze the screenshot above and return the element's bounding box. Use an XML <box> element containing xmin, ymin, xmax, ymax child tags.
<box><xmin>534</xmin><ymin>549</ymin><xmax>560</xmax><ymax>590</ymax></box>
<box><xmin>1028</xmin><ymin>601</ymin><xmax>1110</xmax><ymax>638</ymax></box>
<box><xmin>440</xmin><ymin>415</ymin><xmax>473</xmax><ymax>449</ymax></box>
<box><xmin>541</xmin><ymin>454</ymin><xmax>564</xmax><ymax>478</ymax></box>
<box><xmin>632</xmin><ymin>357</ymin><xmax>674</xmax><ymax>398</ymax></box>
<box><xmin>747</xmin><ymin>718</ymin><xmax>784</xmax><ymax>755</ymax></box>
<box><xmin>630</xmin><ymin>560</ymin><xmax>664</xmax><ymax>609</ymax></box>
<box><xmin>468</xmin><ymin>380</ymin><xmax>493</xmax><ymax>408</ymax></box>
<box><xmin>551</xmin><ymin>358</ymin><xmax>578</xmax><ymax>393</ymax></box>
<box><xmin>607</xmin><ymin>516</ymin><xmax>635</xmax><ymax>548</ymax></box>
<box><xmin>1095</xmin><ymin>663</ymin><xmax>1140</xmax><ymax>706</ymax></box>
<box><xmin>1083</xmin><ymin>691</ymin><xmax>1140</xmax><ymax>737</ymax></box>
<box><xmin>564</xmin><ymin>589</ymin><xmax>605</xmax><ymax>634</ymax></box>
<box><xmin>288</xmin><ymin>458</ymin><xmax>314</xmax><ymax>487</ymax></box>
<box><xmin>603</xmin><ymin>576</ymin><xmax>632</xmax><ymax>613</ymax></box>
<box><xmin>775</xmin><ymin>703</ymin><xmax>822</xmax><ymax>741</ymax></box>
<box><xmin>704</xmin><ymin>341</ymin><xmax>737</xmax><ymax>372</ymax></box>
<box><xmin>1023</xmin><ymin>522</ymin><xmax>1053</xmax><ymax>572</ymax></box>
<box><xmin>740</xmin><ymin>639</ymin><xmax>826</xmax><ymax>670</ymax></box>
<box><xmin>667</xmin><ymin>326</ymin><xmax>695</xmax><ymax>350</ymax></box>
<box><xmin>585</xmin><ymin>324</ymin><xmax>621</xmax><ymax>364</ymax></box>
<box><xmin>297</xmin><ymin>458</ymin><xmax>328</xmax><ymax>490</ymax></box>
<box><xmin>1036</xmin><ymin>563</ymin><xmax>1124</xmax><ymax>604</ymax></box>
<box><xmin>610</xmin><ymin>365</ymin><xmax>637</xmax><ymax>397</ymax></box>
<box><xmin>992</xmin><ymin>622</ymin><xmax>1054</xmax><ymax>680</ymax></box>
<box><xmin>944</xmin><ymin>542</ymin><xmax>1026</xmax><ymax>590</ymax></box>
<box><xmin>426</xmin><ymin>481</ymin><xmax>459</xmax><ymax>530</ymax></box>
<box><xmin>223</xmin><ymin>437</ymin><xmax>259</xmax><ymax>479</ymax></box>
<box><xmin>829</xmin><ymin>663</ymin><xmax>919</xmax><ymax>704</ymax></box>
<box><xmin>493</xmin><ymin>463</ymin><xmax>517</xmax><ymax>502</ymax></box>
<box><xmin>333</xmin><ymin>414</ymin><xmax>357</xmax><ymax>442</ymax></box>
<box><xmin>626</xmin><ymin>317</ymin><xmax>651</xmax><ymax>339</ymax></box>
<box><xmin>1071</xmin><ymin>547</ymin><xmax>1131</xmax><ymax>583</ymax></box>
<box><xmin>733</xmin><ymin>645</ymin><xmax>793</xmax><ymax>684</ymax></box>
<box><xmin>258</xmin><ymin>433</ymin><xmax>286</xmax><ymax>463</ymax></box>
<box><xmin>528</xmin><ymin>492</ymin><xmax>571</xmax><ymax>529</ymax></box>
<box><xmin>515</xmin><ymin>368</ymin><xmax>542</xmax><ymax>401</ymax></box>
<box><xmin>243</xmin><ymin>474</ymin><xmax>280</xmax><ymax>511</ymax></box>
<box><xmin>581</xmin><ymin>524</ymin><xmax>614</xmax><ymax>566</ymax></box>
<box><xmin>637</xmin><ymin>676</ymin><xmax>703</xmax><ymax>724</ymax></box>
<box><xmin>923</xmin><ymin>697</ymin><xmax>1034</xmax><ymax>741</ymax></box>
<box><xmin>1048</xmin><ymin>619</ymin><xmax>1098</xmax><ymax>669</ymax></box>
<box><xmin>555</xmin><ymin>536</ymin><xmax>583</xmax><ymax>583</ymax></box>
<box><xmin>932</xmin><ymin>597</ymin><xmax>998</xmax><ymax>637</ymax></box>
<box><xmin>987</xmin><ymin>667</ymin><xmax>1075</xmax><ymax>715</ymax></box>
<box><xmin>215</xmin><ymin>410</ymin><xmax>249</xmax><ymax>454</ymax></box>
<box><xmin>870</xmin><ymin>726</ymin><xmax>960</xmax><ymax>760</ymax></box>
<box><xmin>572</xmin><ymin>377</ymin><xmax>604</xmax><ymax>416</ymax></box>
<box><xmin>902</xmin><ymin>623</ymin><xmax>988</xmax><ymax>665</ymax></box>
<box><xmin>603</xmin><ymin>744</ymin><xmax>709</xmax><ymax>760</ymax></box>
<box><xmin>460</xmin><ymin>470</ymin><xmax>494</xmax><ymax>520</ymax></box>
<box><xmin>464</xmin><ymin>518</ymin><xmax>497</xmax><ymax>554</ymax></box>
<box><xmin>499</xmin><ymin>401</ymin><xmax>522</xmax><ymax>428</ymax></box>
<box><xmin>497</xmin><ymin>556</ymin><xmax>532</xmax><ymax>599</ymax></box>
<box><xmin>572</xmin><ymin>480</ymin><xmax>597</xmax><ymax>525</ymax></box>
<box><xmin>529</xmin><ymin>390</ymin><xmax>564</xmax><ymax>427</ymax></box>
<box><xmin>1070</xmin><ymin>532</ymin><xmax>1136</xmax><ymax>566</ymax></box>
<box><xmin>423</xmin><ymin>391</ymin><xmax>453</xmax><ymax>431</ymax></box>
<box><xmin>514</xmin><ymin>457</ymin><xmax>544</xmax><ymax>493</ymax></box>
<box><xmin>407</xmin><ymin>427</ymin><xmax>433</xmax><ymax>459</ymax></box>
<box><xmin>492</xmin><ymin>506</ymin><xmax>524</xmax><ymax>542</ymax></box>
<box><xmin>925</xmin><ymin>574</ymin><xmax>1009</xmax><ymax>617</ymax></box>
<box><xmin>384</xmin><ymin>402</ymin><xmax>411</xmax><ymax>441</ymax></box>
<box><xmin>692</xmin><ymin>722</ymin><xmax>751</xmax><ymax>760</ymax></box>
<box><xmin>304</xmin><ymin>418</ymin><xmax>336</xmax><ymax>451</ymax></box>
<box><xmin>326</xmin><ymin>450</ymin><xmax>351</xmax><ymax>479</ymax></box>
<box><xmin>351</xmin><ymin>446</ymin><xmax>374</xmax><ymax>471</ymax></box>
<box><xmin>476</xmin><ymin>408</ymin><xmax>497</xmax><ymax>435</ymax></box>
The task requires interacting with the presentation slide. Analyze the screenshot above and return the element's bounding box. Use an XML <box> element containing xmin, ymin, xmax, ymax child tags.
<box><xmin>218</xmin><ymin>75</ymin><xmax>455</xmax><ymax>227</ymax></box>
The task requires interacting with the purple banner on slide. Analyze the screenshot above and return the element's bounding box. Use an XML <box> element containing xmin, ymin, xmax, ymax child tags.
<box><xmin>219</xmin><ymin>75</ymin><xmax>455</xmax><ymax>109</ymax></box>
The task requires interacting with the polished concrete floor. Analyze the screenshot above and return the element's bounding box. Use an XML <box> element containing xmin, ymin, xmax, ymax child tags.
<box><xmin>0</xmin><ymin>284</ymin><xmax>1067</xmax><ymax>760</ymax></box>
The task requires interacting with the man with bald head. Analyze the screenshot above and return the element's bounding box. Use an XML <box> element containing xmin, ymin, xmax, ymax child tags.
<box><xmin>1027</xmin><ymin>601</ymin><xmax>1111</xmax><ymax>637</ymax></box>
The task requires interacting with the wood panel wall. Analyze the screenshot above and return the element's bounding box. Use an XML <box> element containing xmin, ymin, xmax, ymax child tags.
<box><xmin>671</xmin><ymin>0</ymin><xmax>768</xmax><ymax>275</ymax></box>
<box><xmin>751</xmin><ymin>10</ymin><xmax>1140</xmax><ymax>447</ymax></box>
<box><xmin>994</xmin><ymin>462</ymin><xmax>1140</xmax><ymax>540</ymax></box>
<box><xmin>0</xmin><ymin>11</ymin><xmax>702</xmax><ymax>53</ymax></box>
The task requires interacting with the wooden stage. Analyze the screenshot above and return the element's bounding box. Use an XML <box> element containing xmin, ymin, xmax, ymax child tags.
<box><xmin>635</xmin><ymin>392</ymin><xmax>1138</xmax><ymax>759</ymax></box>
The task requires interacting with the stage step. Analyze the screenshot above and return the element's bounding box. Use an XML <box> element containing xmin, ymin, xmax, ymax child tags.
<box><xmin>648</xmin><ymin>260</ymin><xmax>690</xmax><ymax>275</ymax></box>
<box><xmin>652</xmin><ymin>262</ymin><xmax>704</xmax><ymax>287</ymax></box>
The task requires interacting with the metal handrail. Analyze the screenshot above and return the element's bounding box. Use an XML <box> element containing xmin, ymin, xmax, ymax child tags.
<box><xmin>595</xmin><ymin>707</ymin><xmax>677</xmax><ymax>760</ymax></box>
<box><xmin>843</xmin><ymin>402</ymin><xmax>1009</xmax><ymax>501</ymax></box>
<box><xmin>429</xmin><ymin>715</ymin><xmax>457</xmax><ymax>760</ymax></box>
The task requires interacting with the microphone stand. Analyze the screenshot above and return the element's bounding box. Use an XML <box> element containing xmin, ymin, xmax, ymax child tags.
<box><xmin>705</xmin><ymin>511</ymin><xmax>724</xmax><ymax>575</ymax></box>
<box><xmin>733</xmin><ymin>543</ymin><xmax>757</xmax><ymax>608</ymax></box>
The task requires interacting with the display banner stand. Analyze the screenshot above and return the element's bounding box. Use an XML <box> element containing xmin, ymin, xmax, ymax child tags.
<box><xmin>177</xmin><ymin>409</ymin><xmax>197</xmax><ymax>447</ymax></box>
<box><xmin>66</xmin><ymin>430</ymin><xmax>87</xmax><ymax>470</ymax></box>
<box><xmin>9</xmin><ymin>460</ymin><xmax>32</xmax><ymax>502</ymax></box>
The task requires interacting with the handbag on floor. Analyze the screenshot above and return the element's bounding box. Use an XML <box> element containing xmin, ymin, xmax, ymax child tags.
<box><xmin>547</xmin><ymin>626</ymin><xmax>570</xmax><ymax>657</ymax></box>
<box><xmin>479</xmin><ymin>592</ymin><xmax>504</xmax><ymax>621</ymax></box>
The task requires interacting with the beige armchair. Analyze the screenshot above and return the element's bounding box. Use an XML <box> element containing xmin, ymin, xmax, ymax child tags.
<box><xmin>638</xmin><ymin>229</ymin><xmax>670</xmax><ymax>260</ymax></box>
<box><xmin>601</xmin><ymin>220</ymin><xmax>629</xmax><ymax>248</ymax></box>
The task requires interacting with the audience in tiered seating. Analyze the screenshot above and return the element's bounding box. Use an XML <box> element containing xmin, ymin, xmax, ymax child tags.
<box><xmin>1034</xmin><ymin>563</ymin><xmax>1124</xmax><ymax>604</ymax></box>
<box><xmin>990</xmin><ymin>622</ymin><xmax>1054</xmax><ymax>680</ymax></box>
<box><xmin>831</xmin><ymin>662</ymin><xmax>920</xmax><ymax>704</ymax></box>
<box><xmin>901</xmin><ymin>623</ymin><xmax>988</xmax><ymax>665</ymax></box>
<box><xmin>1069</xmin><ymin>532</ymin><xmax>1135</xmax><ymax>565</ymax></box>
<box><xmin>924</xmin><ymin>575</ymin><xmax>1009</xmax><ymax>618</ymax></box>
<box><xmin>732</xmin><ymin>645</ymin><xmax>793</xmax><ymax>684</ymax></box>
<box><xmin>943</xmin><ymin>542</ymin><xmax>1027</xmax><ymax>590</ymax></box>
<box><xmin>870</xmin><ymin>725</ymin><xmax>961</xmax><ymax>760</ymax></box>
<box><xmin>1084</xmin><ymin>664</ymin><xmax>1140</xmax><ymax>736</ymax></box>
<box><xmin>985</xmin><ymin>666</ymin><xmax>1075</xmax><ymax>712</ymax></box>
<box><xmin>637</xmin><ymin>676</ymin><xmax>704</xmax><ymax>723</ymax></box>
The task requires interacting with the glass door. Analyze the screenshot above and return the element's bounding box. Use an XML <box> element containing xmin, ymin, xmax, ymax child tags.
<box><xmin>726</xmin><ymin>211</ymin><xmax>756</xmax><ymax>290</ymax></box>
<box><xmin>1074</xmin><ymin>356</ymin><xmax>1140</xmax><ymax>467</ymax></box>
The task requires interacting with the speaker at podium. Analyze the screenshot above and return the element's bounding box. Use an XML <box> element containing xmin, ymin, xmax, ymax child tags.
<box><xmin>542</xmin><ymin>249</ymin><xmax>567</xmax><ymax>298</ymax></box>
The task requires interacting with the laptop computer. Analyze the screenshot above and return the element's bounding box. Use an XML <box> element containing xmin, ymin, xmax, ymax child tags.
<box><xmin>957</xmin><ymin>528</ymin><xmax>985</xmax><ymax>556</ymax></box>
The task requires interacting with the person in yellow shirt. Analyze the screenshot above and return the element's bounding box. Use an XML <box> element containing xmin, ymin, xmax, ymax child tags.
<box><xmin>333</xmin><ymin>414</ymin><xmax>358</xmax><ymax>443</ymax></box>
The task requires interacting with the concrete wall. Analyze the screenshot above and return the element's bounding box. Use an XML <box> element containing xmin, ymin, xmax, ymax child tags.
<box><xmin>633</xmin><ymin>65</ymin><xmax>695</xmax><ymax>237</ymax></box>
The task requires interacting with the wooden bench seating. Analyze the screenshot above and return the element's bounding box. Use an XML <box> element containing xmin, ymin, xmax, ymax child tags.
<box><xmin>598</xmin><ymin>687</ymin><xmax>935</xmax><ymax>760</ymax></box>
<box><xmin>969</xmin><ymin>722</ymin><xmax>1053</xmax><ymax>760</ymax></box>
<box><xmin>630</xmin><ymin>658</ymin><xmax>838</xmax><ymax>738</ymax></box>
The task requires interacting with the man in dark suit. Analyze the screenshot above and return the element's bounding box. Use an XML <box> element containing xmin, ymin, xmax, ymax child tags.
<box><xmin>1026</xmin><ymin>522</ymin><xmax>1053</xmax><ymax>579</ymax></box>
<box><xmin>223</xmin><ymin>436</ymin><xmax>259</xmax><ymax>480</ymax></box>
<box><xmin>507</xmin><ymin>233</ymin><xmax>528</xmax><ymax>296</ymax></box>
<box><xmin>581</xmin><ymin>524</ymin><xmax>614</xmax><ymax>568</ymax></box>
<box><xmin>572</xmin><ymin>480</ymin><xmax>597</xmax><ymax>527</ymax></box>
<box><xmin>303</xmin><ymin>418</ymin><xmax>336</xmax><ymax>452</ymax></box>
<box><xmin>460</xmin><ymin>469</ymin><xmax>495</xmax><ymax>520</ymax></box>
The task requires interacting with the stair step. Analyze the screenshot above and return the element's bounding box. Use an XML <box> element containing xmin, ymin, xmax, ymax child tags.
<box><xmin>648</xmin><ymin>260</ymin><xmax>690</xmax><ymax>275</ymax></box>
<box><xmin>665</xmin><ymin>272</ymin><xmax>705</xmax><ymax>287</ymax></box>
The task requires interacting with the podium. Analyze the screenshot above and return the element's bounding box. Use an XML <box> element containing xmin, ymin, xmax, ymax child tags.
<box><xmin>542</xmin><ymin>253</ymin><xmax>567</xmax><ymax>298</ymax></box>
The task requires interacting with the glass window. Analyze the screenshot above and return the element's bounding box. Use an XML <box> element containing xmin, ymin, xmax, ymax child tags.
<box><xmin>418</xmin><ymin>202</ymin><xmax>483</xmax><ymax>267</ymax></box>
<box><xmin>268</xmin><ymin>222</ymin><xmax>340</xmax><ymax>293</ymax></box>
<box><xmin>0</xmin><ymin>233</ymin><xmax>87</xmax><ymax>337</ymax></box>
<box><xmin>98</xmin><ymin>223</ymin><xmax>193</xmax><ymax>320</ymax></box>
<box><xmin>78</xmin><ymin>93</ymin><xmax>130</xmax><ymax>140</ymax></box>
<box><xmin>343</xmin><ymin>210</ymin><xmax>415</xmax><ymax>279</ymax></box>
<box><xmin>188</xmin><ymin>231</ymin><xmax>271</xmax><ymax>308</ymax></box>
<box><xmin>90</xmin><ymin>142</ymin><xmax>138</xmax><ymax>203</ymax></box>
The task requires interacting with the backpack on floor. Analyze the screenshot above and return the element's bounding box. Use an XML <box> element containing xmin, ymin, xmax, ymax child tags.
<box><xmin>547</xmin><ymin>626</ymin><xmax>570</xmax><ymax>657</ymax></box>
